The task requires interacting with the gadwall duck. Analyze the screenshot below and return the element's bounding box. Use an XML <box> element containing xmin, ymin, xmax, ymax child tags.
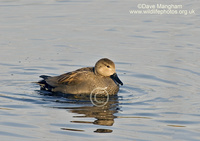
<box><xmin>37</xmin><ymin>58</ymin><xmax>123</xmax><ymax>95</ymax></box>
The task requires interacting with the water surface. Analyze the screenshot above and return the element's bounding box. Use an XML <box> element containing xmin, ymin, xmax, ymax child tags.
<box><xmin>0</xmin><ymin>0</ymin><xmax>200</xmax><ymax>141</ymax></box>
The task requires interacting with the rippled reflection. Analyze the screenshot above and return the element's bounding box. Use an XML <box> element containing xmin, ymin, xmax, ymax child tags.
<box><xmin>38</xmin><ymin>91</ymin><xmax>119</xmax><ymax>133</ymax></box>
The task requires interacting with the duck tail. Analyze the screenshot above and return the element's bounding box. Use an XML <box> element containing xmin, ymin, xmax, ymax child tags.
<box><xmin>40</xmin><ymin>75</ymin><xmax>51</xmax><ymax>80</ymax></box>
<box><xmin>36</xmin><ymin>75</ymin><xmax>55</xmax><ymax>91</ymax></box>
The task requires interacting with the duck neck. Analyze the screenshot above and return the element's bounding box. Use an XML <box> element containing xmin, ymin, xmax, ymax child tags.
<box><xmin>93</xmin><ymin>67</ymin><xmax>97</xmax><ymax>75</ymax></box>
<box><xmin>93</xmin><ymin>67</ymin><xmax>100</xmax><ymax>76</ymax></box>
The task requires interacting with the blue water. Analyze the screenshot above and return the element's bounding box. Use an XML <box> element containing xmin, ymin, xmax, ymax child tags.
<box><xmin>0</xmin><ymin>0</ymin><xmax>200</xmax><ymax>141</ymax></box>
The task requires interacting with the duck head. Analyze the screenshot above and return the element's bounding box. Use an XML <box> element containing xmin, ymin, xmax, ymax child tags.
<box><xmin>94</xmin><ymin>58</ymin><xmax>123</xmax><ymax>86</ymax></box>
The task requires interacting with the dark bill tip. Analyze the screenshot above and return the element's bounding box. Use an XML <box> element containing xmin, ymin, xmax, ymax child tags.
<box><xmin>110</xmin><ymin>73</ymin><xmax>123</xmax><ymax>86</ymax></box>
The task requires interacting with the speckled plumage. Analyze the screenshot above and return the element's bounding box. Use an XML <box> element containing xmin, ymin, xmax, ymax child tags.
<box><xmin>37</xmin><ymin>58</ymin><xmax>123</xmax><ymax>95</ymax></box>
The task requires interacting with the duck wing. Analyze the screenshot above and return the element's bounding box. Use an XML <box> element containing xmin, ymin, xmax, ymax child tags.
<box><xmin>57</xmin><ymin>71</ymin><xmax>84</xmax><ymax>85</ymax></box>
<box><xmin>57</xmin><ymin>67</ymin><xmax>94</xmax><ymax>85</ymax></box>
<box><xmin>38</xmin><ymin>67</ymin><xmax>94</xmax><ymax>89</ymax></box>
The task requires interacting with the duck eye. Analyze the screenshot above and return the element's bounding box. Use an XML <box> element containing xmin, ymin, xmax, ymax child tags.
<box><xmin>107</xmin><ymin>65</ymin><xmax>110</xmax><ymax>68</ymax></box>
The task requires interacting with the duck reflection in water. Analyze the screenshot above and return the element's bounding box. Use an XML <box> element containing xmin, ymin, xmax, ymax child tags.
<box><xmin>39</xmin><ymin>92</ymin><xmax>120</xmax><ymax>133</ymax></box>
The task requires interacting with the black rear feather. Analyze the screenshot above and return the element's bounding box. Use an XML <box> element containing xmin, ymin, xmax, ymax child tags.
<box><xmin>38</xmin><ymin>75</ymin><xmax>54</xmax><ymax>91</ymax></box>
<box><xmin>40</xmin><ymin>75</ymin><xmax>51</xmax><ymax>80</ymax></box>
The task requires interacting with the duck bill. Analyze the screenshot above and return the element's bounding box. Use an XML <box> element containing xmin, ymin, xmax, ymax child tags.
<box><xmin>110</xmin><ymin>73</ymin><xmax>123</xmax><ymax>86</ymax></box>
